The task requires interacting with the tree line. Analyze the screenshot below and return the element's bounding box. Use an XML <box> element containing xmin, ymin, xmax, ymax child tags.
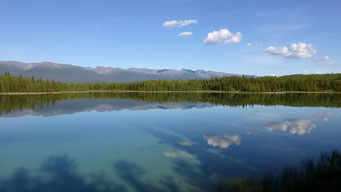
<box><xmin>1</xmin><ymin>72</ymin><xmax>341</xmax><ymax>93</ymax></box>
<box><xmin>1</xmin><ymin>92</ymin><xmax>341</xmax><ymax>115</ymax></box>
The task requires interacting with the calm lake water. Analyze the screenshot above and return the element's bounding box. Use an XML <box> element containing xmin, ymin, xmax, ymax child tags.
<box><xmin>0</xmin><ymin>93</ymin><xmax>340</xmax><ymax>192</ymax></box>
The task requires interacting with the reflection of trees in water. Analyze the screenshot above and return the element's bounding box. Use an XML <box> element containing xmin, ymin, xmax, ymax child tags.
<box><xmin>217</xmin><ymin>150</ymin><xmax>341</xmax><ymax>192</ymax></box>
<box><xmin>0</xmin><ymin>155</ymin><xmax>184</xmax><ymax>192</ymax></box>
<box><xmin>2</xmin><ymin>151</ymin><xmax>339</xmax><ymax>192</ymax></box>
<box><xmin>1</xmin><ymin>92</ymin><xmax>341</xmax><ymax>115</ymax></box>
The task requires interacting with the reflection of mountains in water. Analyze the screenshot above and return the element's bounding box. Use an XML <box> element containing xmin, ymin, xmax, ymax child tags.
<box><xmin>2</xmin><ymin>99</ymin><xmax>215</xmax><ymax>117</ymax></box>
<box><xmin>1</xmin><ymin>92</ymin><xmax>341</xmax><ymax>117</ymax></box>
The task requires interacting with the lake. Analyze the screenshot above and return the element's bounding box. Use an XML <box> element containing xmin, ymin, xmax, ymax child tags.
<box><xmin>0</xmin><ymin>92</ymin><xmax>340</xmax><ymax>192</ymax></box>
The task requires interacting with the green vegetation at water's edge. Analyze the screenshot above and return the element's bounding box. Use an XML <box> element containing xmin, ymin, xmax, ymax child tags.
<box><xmin>216</xmin><ymin>150</ymin><xmax>341</xmax><ymax>192</ymax></box>
<box><xmin>1</xmin><ymin>92</ymin><xmax>341</xmax><ymax>115</ymax></box>
<box><xmin>1</xmin><ymin>73</ymin><xmax>341</xmax><ymax>92</ymax></box>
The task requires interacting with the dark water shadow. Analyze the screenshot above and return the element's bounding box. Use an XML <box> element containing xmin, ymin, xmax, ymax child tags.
<box><xmin>0</xmin><ymin>155</ymin><xmax>185</xmax><ymax>192</ymax></box>
<box><xmin>0</xmin><ymin>155</ymin><xmax>127</xmax><ymax>192</ymax></box>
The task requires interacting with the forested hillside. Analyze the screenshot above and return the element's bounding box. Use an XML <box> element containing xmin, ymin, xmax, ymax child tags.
<box><xmin>1</xmin><ymin>73</ymin><xmax>341</xmax><ymax>93</ymax></box>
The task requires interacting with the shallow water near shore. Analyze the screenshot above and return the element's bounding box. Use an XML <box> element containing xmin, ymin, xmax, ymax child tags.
<box><xmin>0</xmin><ymin>93</ymin><xmax>341</xmax><ymax>191</ymax></box>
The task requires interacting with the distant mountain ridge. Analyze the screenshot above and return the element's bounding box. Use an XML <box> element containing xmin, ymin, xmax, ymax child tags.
<box><xmin>0</xmin><ymin>61</ymin><xmax>240</xmax><ymax>83</ymax></box>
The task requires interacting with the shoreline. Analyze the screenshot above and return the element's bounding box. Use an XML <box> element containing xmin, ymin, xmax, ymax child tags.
<box><xmin>1</xmin><ymin>90</ymin><xmax>341</xmax><ymax>95</ymax></box>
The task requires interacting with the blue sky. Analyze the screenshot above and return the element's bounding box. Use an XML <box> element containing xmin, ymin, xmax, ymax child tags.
<box><xmin>0</xmin><ymin>0</ymin><xmax>340</xmax><ymax>76</ymax></box>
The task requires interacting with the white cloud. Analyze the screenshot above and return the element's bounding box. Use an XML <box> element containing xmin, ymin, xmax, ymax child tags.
<box><xmin>203</xmin><ymin>29</ymin><xmax>242</xmax><ymax>45</ymax></box>
<box><xmin>316</xmin><ymin>56</ymin><xmax>333</xmax><ymax>66</ymax></box>
<box><xmin>162</xmin><ymin>19</ymin><xmax>198</xmax><ymax>28</ymax></box>
<box><xmin>247</xmin><ymin>42</ymin><xmax>263</xmax><ymax>47</ymax></box>
<box><xmin>264</xmin><ymin>43</ymin><xmax>317</xmax><ymax>59</ymax></box>
<box><xmin>266</xmin><ymin>119</ymin><xmax>316</xmax><ymax>135</ymax></box>
<box><xmin>178</xmin><ymin>31</ymin><xmax>193</xmax><ymax>37</ymax></box>
<box><xmin>203</xmin><ymin>133</ymin><xmax>241</xmax><ymax>149</ymax></box>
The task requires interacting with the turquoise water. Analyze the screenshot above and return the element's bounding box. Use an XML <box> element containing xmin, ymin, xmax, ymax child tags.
<box><xmin>0</xmin><ymin>97</ymin><xmax>341</xmax><ymax>191</ymax></box>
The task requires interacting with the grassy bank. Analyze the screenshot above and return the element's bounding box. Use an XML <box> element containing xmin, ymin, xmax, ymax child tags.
<box><xmin>216</xmin><ymin>150</ymin><xmax>341</xmax><ymax>192</ymax></box>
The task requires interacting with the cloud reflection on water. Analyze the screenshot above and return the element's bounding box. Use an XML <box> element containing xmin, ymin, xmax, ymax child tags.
<box><xmin>266</xmin><ymin>111</ymin><xmax>331</xmax><ymax>135</ymax></box>
<box><xmin>178</xmin><ymin>141</ymin><xmax>193</xmax><ymax>147</ymax></box>
<box><xmin>164</xmin><ymin>150</ymin><xmax>197</xmax><ymax>159</ymax></box>
<box><xmin>203</xmin><ymin>134</ymin><xmax>241</xmax><ymax>149</ymax></box>
<box><xmin>266</xmin><ymin>119</ymin><xmax>316</xmax><ymax>135</ymax></box>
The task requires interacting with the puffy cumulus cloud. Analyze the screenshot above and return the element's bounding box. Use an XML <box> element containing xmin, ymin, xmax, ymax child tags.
<box><xmin>264</xmin><ymin>43</ymin><xmax>316</xmax><ymax>59</ymax></box>
<box><xmin>162</xmin><ymin>19</ymin><xmax>198</xmax><ymax>28</ymax></box>
<box><xmin>178</xmin><ymin>31</ymin><xmax>193</xmax><ymax>37</ymax></box>
<box><xmin>203</xmin><ymin>29</ymin><xmax>242</xmax><ymax>45</ymax></box>
<box><xmin>266</xmin><ymin>119</ymin><xmax>316</xmax><ymax>135</ymax></box>
<box><xmin>203</xmin><ymin>134</ymin><xmax>241</xmax><ymax>149</ymax></box>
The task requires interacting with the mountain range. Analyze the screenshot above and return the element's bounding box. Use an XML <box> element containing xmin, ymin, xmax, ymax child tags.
<box><xmin>0</xmin><ymin>61</ymin><xmax>238</xmax><ymax>83</ymax></box>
